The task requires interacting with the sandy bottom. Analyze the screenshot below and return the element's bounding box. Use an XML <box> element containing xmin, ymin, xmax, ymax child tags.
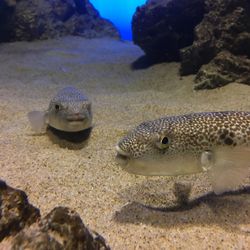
<box><xmin>0</xmin><ymin>36</ymin><xmax>250</xmax><ymax>249</ymax></box>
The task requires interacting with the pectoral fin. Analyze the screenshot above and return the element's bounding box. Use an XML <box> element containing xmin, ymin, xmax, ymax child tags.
<box><xmin>208</xmin><ymin>147</ymin><xmax>250</xmax><ymax>195</ymax></box>
<box><xmin>27</xmin><ymin>111</ymin><xmax>47</xmax><ymax>134</ymax></box>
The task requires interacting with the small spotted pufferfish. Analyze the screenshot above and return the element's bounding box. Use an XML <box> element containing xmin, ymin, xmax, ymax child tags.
<box><xmin>116</xmin><ymin>111</ymin><xmax>250</xmax><ymax>194</ymax></box>
<box><xmin>28</xmin><ymin>86</ymin><xmax>92</xmax><ymax>133</ymax></box>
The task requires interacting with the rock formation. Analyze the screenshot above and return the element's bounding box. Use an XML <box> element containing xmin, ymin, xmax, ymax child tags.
<box><xmin>132</xmin><ymin>0</ymin><xmax>205</xmax><ymax>62</ymax></box>
<box><xmin>180</xmin><ymin>0</ymin><xmax>250</xmax><ymax>89</ymax></box>
<box><xmin>132</xmin><ymin>0</ymin><xmax>250</xmax><ymax>89</ymax></box>
<box><xmin>0</xmin><ymin>180</ymin><xmax>40</xmax><ymax>241</ymax></box>
<box><xmin>0</xmin><ymin>0</ymin><xmax>120</xmax><ymax>42</ymax></box>
<box><xmin>193</xmin><ymin>51</ymin><xmax>250</xmax><ymax>90</ymax></box>
<box><xmin>0</xmin><ymin>180</ymin><xmax>110</xmax><ymax>249</ymax></box>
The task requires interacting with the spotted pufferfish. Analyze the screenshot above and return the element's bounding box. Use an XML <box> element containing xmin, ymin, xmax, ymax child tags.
<box><xmin>28</xmin><ymin>86</ymin><xmax>92</xmax><ymax>133</ymax></box>
<box><xmin>116</xmin><ymin>111</ymin><xmax>250</xmax><ymax>194</ymax></box>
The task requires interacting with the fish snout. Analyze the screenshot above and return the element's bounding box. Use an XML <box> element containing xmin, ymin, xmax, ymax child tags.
<box><xmin>115</xmin><ymin>145</ymin><xmax>130</xmax><ymax>166</ymax></box>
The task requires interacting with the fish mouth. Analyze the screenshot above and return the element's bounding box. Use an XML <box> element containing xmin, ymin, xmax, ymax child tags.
<box><xmin>66</xmin><ymin>115</ymin><xmax>86</xmax><ymax>122</ymax></box>
<box><xmin>64</xmin><ymin>115</ymin><xmax>91</xmax><ymax>132</ymax></box>
<box><xmin>115</xmin><ymin>145</ymin><xmax>130</xmax><ymax>166</ymax></box>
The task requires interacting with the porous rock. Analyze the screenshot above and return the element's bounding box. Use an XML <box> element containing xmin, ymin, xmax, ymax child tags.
<box><xmin>0</xmin><ymin>180</ymin><xmax>40</xmax><ymax>241</ymax></box>
<box><xmin>0</xmin><ymin>0</ymin><xmax>120</xmax><ymax>42</ymax></box>
<box><xmin>132</xmin><ymin>0</ymin><xmax>205</xmax><ymax>62</ymax></box>
<box><xmin>132</xmin><ymin>0</ymin><xmax>250</xmax><ymax>89</ymax></box>
<box><xmin>0</xmin><ymin>180</ymin><xmax>110</xmax><ymax>249</ymax></box>
<box><xmin>194</xmin><ymin>50</ymin><xmax>250</xmax><ymax>90</ymax></box>
<box><xmin>180</xmin><ymin>0</ymin><xmax>250</xmax><ymax>88</ymax></box>
<box><xmin>12</xmin><ymin>207</ymin><xmax>110</xmax><ymax>250</ymax></box>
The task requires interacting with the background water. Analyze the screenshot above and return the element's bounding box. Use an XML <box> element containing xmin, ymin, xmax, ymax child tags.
<box><xmin>90</xmin><ymin>0</ymin><xmax>146</xmax><ymax>40</ymax></box>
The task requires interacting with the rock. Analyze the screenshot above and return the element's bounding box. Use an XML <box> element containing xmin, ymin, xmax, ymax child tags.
<box><xmin>180</xmin><ymin>0</ymin><xmax>250</xmax><ymax>88</ymax></box>
<box><xmin>132</xmin><ymin>0</ymin><xmax>250</xmax><ymax>89</ymax></box>
<box><xmin>12</xmin><ymin>207</ymin><xmax>110</xmax><ymax>250</ymax></box>
<box><xmin>0</xmin><ymin>0</ymin><xmax>120</xmax><ymax>42</ymax></box>
<box><xmin>194</xmin><ymin>51</ymin><xmax>250</xmax><ymax>90</ymax></box>
<box><xmin>0</xmin><ymin>0</ymin><xmax>15</xmax><ymax>42</ymax></box>
<box><xmin>0</xmin><ymin>180</ymin><xmax>40</xmax><ymax>241</ymax></box>
<box><xmin>132</xmin><ymin>0</ymin><xmax>205</xmax><ymax>62</ymax></box>
<box><xmin>0</xmin><ymin>180</ymin><xmax>110</xmax><ymax>249</ymax></box>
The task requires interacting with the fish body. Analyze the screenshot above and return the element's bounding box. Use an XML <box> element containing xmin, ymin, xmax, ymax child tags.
<box><xmin>116</xmin><ymin>111</ymin><xmax>250</xmax><ymax>194</ymax></box>
<box><xmin>28</xmin><ymin>86</ymin><xmax>92</xmax><ymax>133</ymax></box>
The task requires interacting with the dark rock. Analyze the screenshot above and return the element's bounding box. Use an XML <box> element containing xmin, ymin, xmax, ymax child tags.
<box><xmin>180</xmin><ymin>0</ymin><xmax>250</xmax><ymax>75</ymax></box>
<box><xmin>0</xmin><ymin>181</ymin><xmax>110</xmax><ymax>249</ymax></box>
<box><xmin>0</xmin><ymin>180</ymin><xmax>40</xmax><ymax>241</ymax></box>
<box><xmin>194</xmin><ymin>51</ymin><xmax>250</xmax><ymax>89</ymax></box>
<box><xmin>12</xmin><ymin>207</ymin><xmax>110</xmax><ymax>250</ymax></box>
<box><xmin>132</xmin><ymin>0</ymin><xmax>205</xmax><ymax>62</ymax></box>
<box><xmin>0</xmin><ymin>0</ymin><xmax>120</xmax><ymax>42</ymax></box>
<box><xmin>0</xmin><ymin>0</ymin><xmax>16</xmax><ymax>42</ymax></box>
<box><xmin>180</xmin><ymin>0</ymin><xmax>250</xmax><ymax>88</ymax></box>
<box><xmin>133</xmin><ymin>0</ymin><xmax>250</xmax><ymax>89</ymax></box>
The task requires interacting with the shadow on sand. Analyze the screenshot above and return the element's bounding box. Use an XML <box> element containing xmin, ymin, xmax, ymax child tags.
<box><xmin>130</xmin><ymin>55</ymin><xmax>167</xmax><ymax>70</ymax></box>
<box><xmin>47</xmin><ymin>126</ymin><xmax>92</xmax><ymax>150</ymax></box>
<box><xmin>114</xmin><ymin>182</ymin><xmax>250</xmax><ymax>232</ymax></box>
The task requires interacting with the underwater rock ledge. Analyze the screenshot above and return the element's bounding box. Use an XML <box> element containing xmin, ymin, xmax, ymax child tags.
<box><xmin>193</xmin><ymin>51</ymin><xmax>250</xmax><ymax>90</ymax></box>
<box><xmin>132</xmin><ymin>0</ymin><xmax>250</xmax><ymax>89</ymax></box>
<box><xmin>0</xmin><ymin>0</ymin><xmax>120</xmax><ymax>42</ymax></box>
<box><xmin>132</xmin><ymin>0</ymin><xmax>205</xmax><ymax>62</ymax></box>
<box><xmin>180</xmin><ymin>0</ymin><xmax>250</xmax><ymax>89</ymax></box>
<box><xmin>0</xmin><ymin>180</ymin><xmax>110</xmax><ymax>249</ymax></box>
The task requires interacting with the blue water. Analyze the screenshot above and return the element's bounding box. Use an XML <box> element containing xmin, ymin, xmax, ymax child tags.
<box><xmin>90</xmin><ymin>0</ymin><xmax>146</xmax><ymax>40</ymax></box>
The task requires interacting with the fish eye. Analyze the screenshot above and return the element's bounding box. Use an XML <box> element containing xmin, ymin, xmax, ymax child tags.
<box><xmin>55</xmin><ymin>104</ymin><xmax>61</xmax><ymax>111</ymax></box>
<box><xmin>155</xmin><ymin>135</ymin><xmax>170</xmax><ymax>149</ymax></box>
<box><xmin>161</xmin><ymin>137</ymin><xmax>169</xmax><ymax>145</ymax></box>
